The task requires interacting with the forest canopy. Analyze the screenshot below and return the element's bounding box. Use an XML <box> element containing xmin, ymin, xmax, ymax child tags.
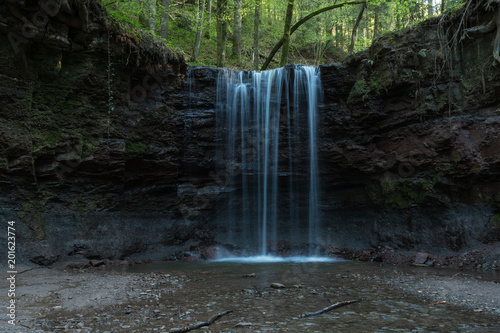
<box><xmin>97</xmin><ymin>0</ymin><xmax>466</xmax><ymax>70</ymax></box>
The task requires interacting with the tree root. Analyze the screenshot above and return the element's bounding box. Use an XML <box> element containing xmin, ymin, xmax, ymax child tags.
<box><xmin>462</xmin><ymin>1</ymin><xmax>500</xmax><ymax>63</ymax></box>
<box><xmin>169</xmin><ymin>310</ymin><xmax>233</xmax><ymax>333</ymax></box>
<box><xmin>299</xmin><ymin>299</ymin><xmax>361</xmax><ymax>318</ymax></box>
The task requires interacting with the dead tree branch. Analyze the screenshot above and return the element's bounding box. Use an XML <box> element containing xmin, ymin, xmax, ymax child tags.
<box><xmin>299</xmin><ymin>300</ymin><xmax>361</xmax><ymax>318</ymax></box>
<box><xmin>169</xmin><ymin>310</ymin><xmax>233</xmax><ymax>333</ymax></box>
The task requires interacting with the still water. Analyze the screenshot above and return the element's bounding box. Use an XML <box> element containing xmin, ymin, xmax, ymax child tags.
<box><xmin>122</xmin><ymin>259</ymin><xmax>500</xmax><ymax>332</ymax></box>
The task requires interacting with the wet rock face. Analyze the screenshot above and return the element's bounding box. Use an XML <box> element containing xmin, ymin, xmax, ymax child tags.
<box><xmin>0</xmin><ymin>1</ymin><xmax>200</xmax><ymax>263</ymax></box>
<box><xmin>1</xmin><ymin>1</ymin><xmax>500</xmax><ymax>264</ymax></box>
<box><xmin>315</xmin><ymin>6</ymin><xmax>500</xmax><ymax>252</ymax></box>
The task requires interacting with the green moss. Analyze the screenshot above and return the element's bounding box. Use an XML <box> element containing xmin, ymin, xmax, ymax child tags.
<box><xmin>32</xmin><ymin>130</ymin><xmax>62</xmax><ymax>151</ymax></box>
<box><xmin>417</xmin><ymin>89</ymin><xmax>449</xmax><ymax>114</ymax></box>
<box><xmin>450</xmin><ymin>150</ymin><xmax>461</xmax><ymax>163</ymax></box>
<box><xmin>17</xmin><ymin>201</ymin><xmax>46</xmax><ymax>240</ymax></box>
<box><xmin>381</xmin><ymin>179</ymin><xmax>432</xmax><ymax>209</ymax></box>
<box><xmin>125</xmin><ymin>140</ymin><xmax>147</xmax><ymax>158</ymax></box>
<box><xmin>43</xmin><ymin>130</ymin><xmax>61</xmax><ymax>147</ymax></box>
<box><xmin>462</xmin><ymin>70</ymin><xmax>482</xmax><ymax>94</ymax></box>
<box><xmin>433</xmin><ymin>172</ymin><xmax>444</xmax><ymax>183</ymax></box>
<box><xmin>490</xmin><ymin>214</ymin><xmax>500</xmax><ymax>228</ymax></box>
<box><xmin>369</xmin><ymin>71</ymin><xmax>391</xmax><ymax>95</ymax></box>
<box><xmin>347</xmin><ymin>78</ymin><xmax>370</xmax><ymax>104</ymax></box>
<box><xmin>81</xmin><ymin>137</ymin><xmax>99</xmax><ymax>159</ymax></box>
<box><xmin>461</xmin><ymin>46</ymin><xmax>490</xmax><ymax>96</ymax></box>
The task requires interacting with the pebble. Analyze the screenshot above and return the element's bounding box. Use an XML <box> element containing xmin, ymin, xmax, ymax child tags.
<box><xmin>270</xmin><ymin>283</ymin><xmax>286</xmax><ymax>289</ymax></box>
<box><xmin>235</xmin><ymin>322</ymin><xmax>253</xmax><ymax>327</ymax></box>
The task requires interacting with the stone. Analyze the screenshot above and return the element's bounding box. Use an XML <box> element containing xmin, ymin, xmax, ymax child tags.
<box><xmin>329</xmin><ymin>248</ymin><xmax>342</xmax><ymax>255</ymax></box>
<box><xmin>372</xmin><ymin>253</ymin><xmax>384</xmax><ymax>262</ymax></box>
<box><xmin>270</xmin><ymin>283</ymin><xmax>286</xmax><ymax>289</ymax></box>
<box><xmin>414</xmin><ymin>252</ymin><xmax>429</xmax><ymax>265</ymax></box>
<box><xmin>235</xmin><ymin>322</ymin><xmax>253</xmax><ymax>327</ymax></box>
<box><xmin>200</xmin><ymin>247</ymin><xmax>219</xmax><ymax>260</ymax></box>
<box><xmin>90</xmin><ymin>260</ymin><xmax>105</xmax><ymax>267</ymax></box>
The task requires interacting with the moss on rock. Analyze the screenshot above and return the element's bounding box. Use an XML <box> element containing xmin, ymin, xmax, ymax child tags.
<box><xmin>381</xmin><ymin>178</ymin><xmax>433</xmax><ymax>209</ymax></box>
<box><xmin>125</xmin><ymin>140</ymin><xmax>147</xmax><ymax>158</ymax></box>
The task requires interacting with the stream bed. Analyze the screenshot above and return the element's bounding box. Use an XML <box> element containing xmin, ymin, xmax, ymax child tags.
<box><xmin>117</xmin><ymin>260</ymin><xmax>500</xmax><ymax>332</ymax></box>
<box><xmin>3</xmin><ymin>260</ymin><xmax>499</xmax><ymax>332</ymax></box>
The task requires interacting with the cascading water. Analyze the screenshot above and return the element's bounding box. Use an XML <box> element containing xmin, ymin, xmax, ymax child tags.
<box><xmin>215</xmin><ymin>65</ymin><xmax>322</xmax><ymax>256</ymax></box>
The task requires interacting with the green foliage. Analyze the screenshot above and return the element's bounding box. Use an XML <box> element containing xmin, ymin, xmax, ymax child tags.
<box><xmin>369</xmin><ymin>70</ymin><xmax>391</xmax><ymax>95</ymax></box>
<box><xmin>97</xmin><ymin>0</ymin><xmax>466</xmax><ymax>70</ymax></box>
<box><xmin>347</xmin><ymin>78</ymin><xmax>369</xmax><ymax>103</ymax></box>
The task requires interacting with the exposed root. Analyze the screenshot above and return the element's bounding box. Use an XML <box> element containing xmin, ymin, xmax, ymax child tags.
<box><xmin>462</xmin><ymin>0</ymin><xmax>500</xmax><ymax>63</ymax></box>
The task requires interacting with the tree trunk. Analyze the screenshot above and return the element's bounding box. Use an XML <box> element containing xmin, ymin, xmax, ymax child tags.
<box><xmin>280</xmin><ymin>0</ymin><xmax>295</xmax><ymax>67</ymax></box>
<box><xmin>441</xmin><ymin>0</ymin><xmax>445</xmax><ymax>13</ymax></box>
<box><xmin>373</xmin><ymin>9</ymin><xmax>379</xmax><ymax>40</ymax></box>
<box><xmin>253</xmin><ymin>0</ymin><xmax>261</xmax><ymax>70</ymax></box>
<box><xmin>216</xmin><ymin>0</ymin><xmax>228</xmax><ymax>67</ymax></box>
<box><xmin>206</xmin><ymin>0</ymin><xmax>212</xmax><ymax>39</ymax></box>
<box><xmin>262</xmin><ymin>0</ymin><xmax>366</xmax><ymax>70</ymax></box>
<box><xmin>193</xmin><ymin>0</ymin><xmax>206</xmax><ymax>62</ymax></box>
<box><xmin>139</xmin><ymin>0</ymin><xmax>156</xmax><ymax>32</ymax></box>
<box><xmin>160</xmin><ymin>0</ymin><xmax>170</xmax><ymax>40</ymax></box>
<box><xmin>427</xmin><ymin>0</ymin><xmax>433</xmax><ymax>17</ymax></box>
<box><xmin>348</xmin><ymin>2</ymin><xmax>366</xmax><ymax>56</ymax></box>
<box><xmin>337</xmin><ymin>24</ymin><xmax>343</xmax><ymax>49</ymax></box>
<box><xmin>373</xmin><ymin>1</ymin><xmax>388</xmax><ymax>42</ymax></box>
<box><xmin>232</xmin><ymin>0</ymin><xmax>242</xmax><ymax>64</ymax></box>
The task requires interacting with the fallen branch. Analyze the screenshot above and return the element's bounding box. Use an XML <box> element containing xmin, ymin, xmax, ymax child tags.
<box><xmin>169</xmin><ymin>310</ymin><xmax>233</xmax><ymax>333</ymax></box>
<box><xmin>299</xmin><ymin>300</ymin><xmax>361</xmax><ymax>318</ymax></box>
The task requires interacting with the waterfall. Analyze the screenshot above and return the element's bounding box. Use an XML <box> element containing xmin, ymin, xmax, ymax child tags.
<box><xmin>215</xmin><ymin>65</ymin><xmax>322</xmax><ymax>256</ymax></box>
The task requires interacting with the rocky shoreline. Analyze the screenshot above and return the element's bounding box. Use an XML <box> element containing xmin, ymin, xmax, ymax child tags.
<box><xmin>44</xmin><ymin>240</ymin><xmax>500</xmax><ymax>276</ymax></box>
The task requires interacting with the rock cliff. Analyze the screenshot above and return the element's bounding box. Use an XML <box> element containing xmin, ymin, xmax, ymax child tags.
<box><xmin>0</xmin><ymin>0</ymin><xmax>499</xmax><ymax>264</ymax></box>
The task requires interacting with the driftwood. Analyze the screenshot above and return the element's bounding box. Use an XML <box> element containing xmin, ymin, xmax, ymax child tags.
<box><xmin>299</xmin><ymin>300</ymin><xmax>361</xmax><ymax>318</ymax></box>
<box><xmin>169</xmin><ymin>310</ymin><xmax>233</xmax><ymax>333</ymax></box>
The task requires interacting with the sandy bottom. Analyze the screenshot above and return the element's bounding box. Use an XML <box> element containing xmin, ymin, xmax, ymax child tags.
<box><xmin>0</xmin><ymin>262</ymin><xmax>499</xmax><ymax>332</ymax></box>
